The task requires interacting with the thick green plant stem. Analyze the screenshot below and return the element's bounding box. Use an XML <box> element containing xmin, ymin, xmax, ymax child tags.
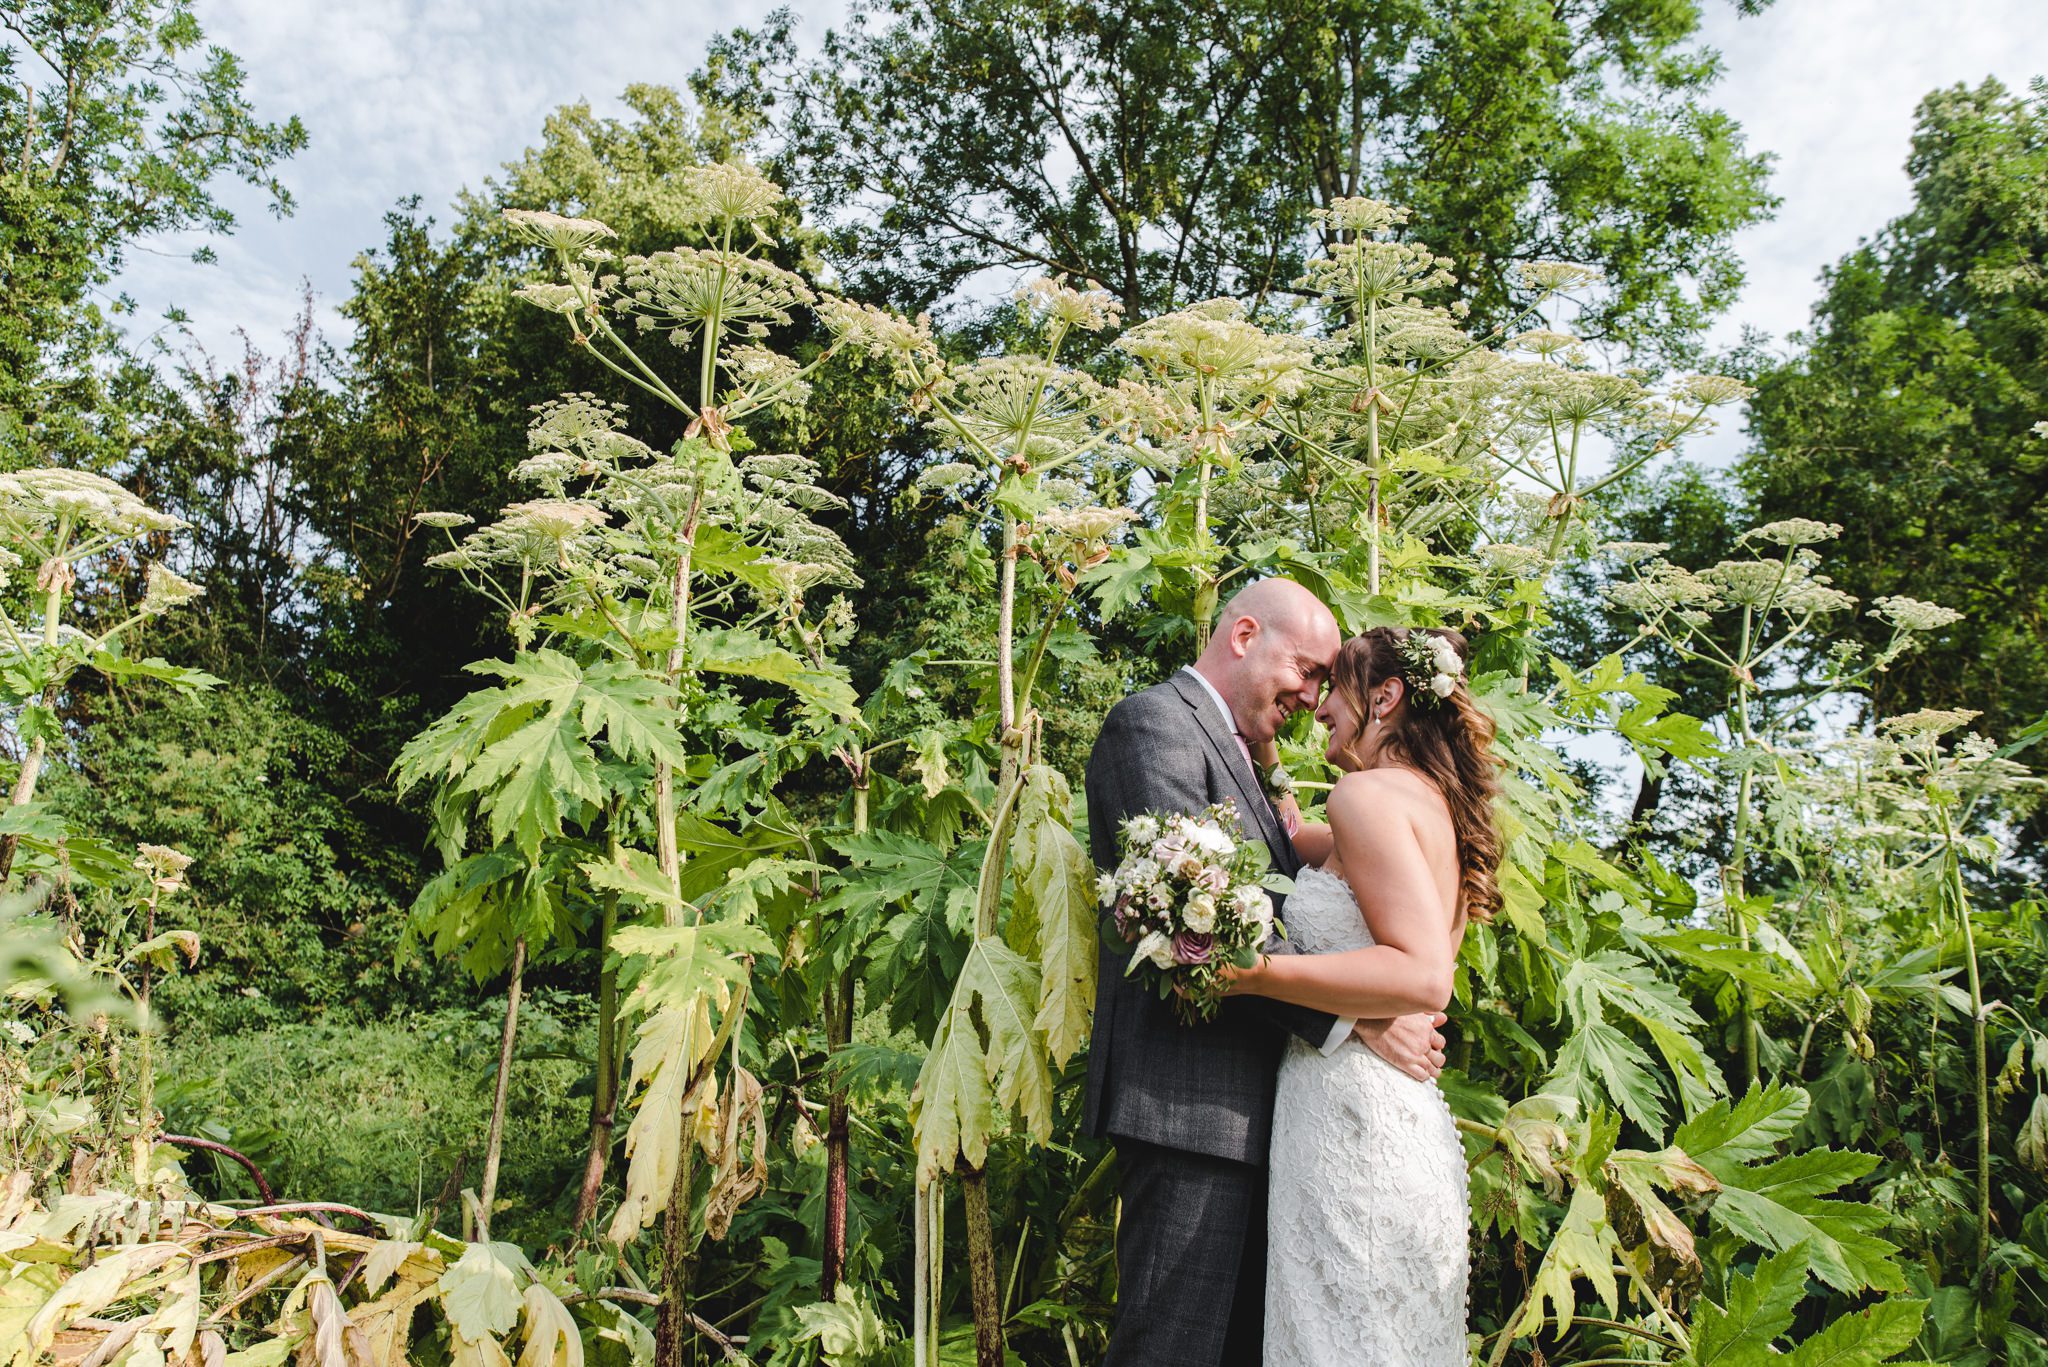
<box><xmin>821</xmin><ymin>971</ymin><xmax>854</xmax><ymax>1296</ymax></box>
<box><xmin>822</xmin><ymin>774</ymin><xmax>868</xmax><ymax>1297</ymax></box>
<box><xmin>1938</xmin><ymin>806</ymin><xmax>1992</xmax><ymax>1267</ymax></box>
<box><xmin>653</xmin><ymin>490</ymin><xmax>704</xmax><ymax>905</ymax></box>
<box><xmin>0</xmin><ymin>565</ymin><xmax>69</xmax><ymax>884</ymax></box>
<box><xmin>962</xmin><ymin>1165</ymin><xmax>1002</xmax><ymax>1367</ymax></box>
<box><xmin>1726</xmin><ymin>619</ymin><xmax>1761</xmax><ymax>1089</ymax></box>
<box><xmin>575</xmin><ymin>890</ymin><xmax>621</xmax><ymax>1228</ymax></box>
<box><xmin>655</xmin><ymin>1140</ymin><xmax>699</xmax><ymax>1367</ymax></box>
<box><xmin>1191</xmin><ymin>379</ymin><xmax>1219</xmax><ymax>652</ymax></box>
<box><xmin>912</xmin><ymin>1181</ymin><xmax>944</xmax><ymax>1367</ymax></box>
<box><xmin>132</xmin><ymin>890</ymin><xmax>159</xmax><ymax>1187</ymax></box>
<box><xmin>477</xmin><ymin>935</ymin><xmax>526</xmax><ymax>1241</ymax></box>
<box><xmin>1365</xmin><ymin>295</ymin><xmax>1382</xmax><ymax>596</ymax></box>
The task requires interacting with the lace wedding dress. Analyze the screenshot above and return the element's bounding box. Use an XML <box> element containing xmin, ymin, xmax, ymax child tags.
<box><xmin>1266</xmin><ymin>865</ymin><xmax>1470</xmax><ymax>1366</ymax></box>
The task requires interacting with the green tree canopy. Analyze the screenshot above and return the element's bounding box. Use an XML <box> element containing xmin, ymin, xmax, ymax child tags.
<box><xmin>0</xmin><ymin>0</ymin><xmax>306</xmax><ymax>462</ymax></box>
<box><xmin>1741</xmin><ymin>78</ymin><xmax>2048</xmax><ymax>740</ymax></box>
<box><xmin>703</xmin><ymin>0</ymin><xmax>1777</xmax><ymax>358</ymax></box>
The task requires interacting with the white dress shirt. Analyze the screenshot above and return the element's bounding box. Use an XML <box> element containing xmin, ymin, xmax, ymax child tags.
<box><xmin>1180</xmin><ymin>667</ymin><xmax>1354</xmax><ymax>1056</ymax></box>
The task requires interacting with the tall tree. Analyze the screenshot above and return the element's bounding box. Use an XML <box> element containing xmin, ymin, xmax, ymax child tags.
<box><xmin>1742</xmin><ymin>78</ymin><xmax>2048</xmax><ymax>741</ymax></box>
<box><xmin>701</xmin><ymin>0</ymin><xmax>1776</xmax><ymax>358</ymax></box>
<box><xmin>0</xmin><ymin>0</ymin><xmax>305</xmax><ymax>464</ymax></box>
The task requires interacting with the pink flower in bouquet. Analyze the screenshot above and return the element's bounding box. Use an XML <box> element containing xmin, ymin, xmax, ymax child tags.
<box><xmin>1196</xmin><ymin>865</ymin><xmax>1231</xmax><ymax>895</ymax></box>
<box><xmin>1171</xmin><ymin>931</ymin><xmax>1214</xmax><ymax>965</ymax></box>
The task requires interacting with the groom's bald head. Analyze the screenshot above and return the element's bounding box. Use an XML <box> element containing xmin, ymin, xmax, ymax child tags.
<box><xmin>1192</xmin><ymin>578</ymin><xmax>1341</xmax><ymax>743</ymax></box>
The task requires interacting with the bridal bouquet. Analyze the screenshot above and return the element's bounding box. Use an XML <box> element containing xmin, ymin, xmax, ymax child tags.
<box><xmin>1101</xmin><ymin>800</ymin><xmax>1286</xmax><ymax>1024</ymax></box>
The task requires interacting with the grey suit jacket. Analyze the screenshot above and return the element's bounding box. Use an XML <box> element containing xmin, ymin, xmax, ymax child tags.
<box><xmin>1080</xmin><ymin>671</ymin><xmax>1340</xmax><ymax>1166</ymax></box>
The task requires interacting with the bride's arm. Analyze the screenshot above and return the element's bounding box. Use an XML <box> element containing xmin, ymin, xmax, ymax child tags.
<box><xmin>1288</xmin><ymin>817</ymin><xmax>1333</xmax><ymax>867</ymax></box>
<box><xmin>1224</xmin><ymin>773</ymin><xmax>1456</xmax><ymax>1018</ymax></box>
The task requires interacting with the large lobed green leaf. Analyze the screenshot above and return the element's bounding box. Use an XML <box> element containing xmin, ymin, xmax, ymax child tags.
<box><xmin>909</xmin><ymin>937</ymin><xmax>1054</xmax><ymax>1184</ymax></box>
<box><xmin>1004</xmin><ymin>765</ymin><xmax>1096</xmax><ymax>1067</ymax></box>
<box><xmin>1677</xmin><ymin>1085</ymin><xmax>1906</xmax><ymax>1293</ymax></box>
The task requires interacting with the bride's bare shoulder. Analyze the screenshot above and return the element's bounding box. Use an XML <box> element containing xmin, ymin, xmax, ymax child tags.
<box><xmin>1328</xmin><ymin>766</ymin><xmax>1441</xmax><ymax>814</ymax></box>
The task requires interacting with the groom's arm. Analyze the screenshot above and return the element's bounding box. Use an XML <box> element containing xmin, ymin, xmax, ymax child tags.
<box><xmin>1085</xmin><ymin>694</ymin><xmax>1210</xmax><ymax>870</ymax></box>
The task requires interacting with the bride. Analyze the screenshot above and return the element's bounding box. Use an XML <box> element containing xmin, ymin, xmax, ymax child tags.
<box><xmin>1225</xmin><ymin>626</ymin><xmax>1505</xmax><ymax>1366</ymax></box>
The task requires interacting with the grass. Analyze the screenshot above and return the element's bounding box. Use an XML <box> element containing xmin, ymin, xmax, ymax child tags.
<box><xmin>158</xmin><ymin>992</ymin><xmax>593</xmax><ymax>1248</ymax></box>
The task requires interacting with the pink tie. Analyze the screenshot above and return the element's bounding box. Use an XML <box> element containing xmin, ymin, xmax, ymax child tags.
<box><xmin>1234</xmin><ymin>731</ymin><xmax>1300</xmax><ymax>838</ymax></box>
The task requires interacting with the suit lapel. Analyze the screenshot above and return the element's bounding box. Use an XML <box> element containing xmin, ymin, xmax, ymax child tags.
<box><xmin>1167</xmin><ymin>672</ymin><xmax>1292</xmax><ymax>865</ymax></box>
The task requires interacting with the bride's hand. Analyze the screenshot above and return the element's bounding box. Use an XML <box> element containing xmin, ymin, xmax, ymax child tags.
<box><xmin>1217</xmin><ymin>956</ymin><xmax>1267</xmax><ymax>997</ymax></box>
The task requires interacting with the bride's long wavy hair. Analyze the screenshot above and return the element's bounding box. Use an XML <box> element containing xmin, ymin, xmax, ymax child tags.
<box><xmin>1329</xmin><ymin>626</ymin><xmax>1506</xmax><ymax>922</ymax></box>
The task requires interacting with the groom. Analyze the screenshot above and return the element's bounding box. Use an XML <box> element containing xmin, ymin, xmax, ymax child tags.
<box><xmin>1083</xmin><ymin>577</ymin><xmax>1447</xmax><ymax>1366</ymax></box>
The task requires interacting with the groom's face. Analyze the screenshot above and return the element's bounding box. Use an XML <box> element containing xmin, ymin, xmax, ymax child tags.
<box><xmin>1225</xmin><ymin>610</ymin><xmax>1341</xmax><ymax>743</ymax></box>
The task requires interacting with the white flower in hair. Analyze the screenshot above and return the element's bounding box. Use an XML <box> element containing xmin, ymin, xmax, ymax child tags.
<box><xmin>1397</xmin><ymin>628</ymin><xmax>1465</xmax><ymax>707</ymax></box>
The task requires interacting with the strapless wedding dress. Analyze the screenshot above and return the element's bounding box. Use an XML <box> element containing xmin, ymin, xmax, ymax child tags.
<box><xmin>1266</xmin><ymin>865</ymin><xmax>1470</xmax><ymax>1366</ymax></box>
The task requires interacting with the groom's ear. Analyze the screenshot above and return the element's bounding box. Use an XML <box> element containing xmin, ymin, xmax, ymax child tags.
<box><xmin>1227</xmin><ymin>614</ymin><xmax>1260</xmax><ymax>657</ymax></box>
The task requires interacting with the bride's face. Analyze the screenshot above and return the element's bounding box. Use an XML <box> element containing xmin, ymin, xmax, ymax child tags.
<box><xmin>1315</xmin><ymin>685</ymin><xmax>1367</xmax><ymax>772</ymax></box>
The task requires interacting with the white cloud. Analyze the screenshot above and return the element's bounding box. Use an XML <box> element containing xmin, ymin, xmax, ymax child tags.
<box><xmin>114</xmin><ymin>0</ymin><xmax>834</xmax><ymax>364</ymax></box>
<box><xmin>1698</xmin><ymin>0</ymin><xmax>2047</xmax><ymax>352</ymax></box>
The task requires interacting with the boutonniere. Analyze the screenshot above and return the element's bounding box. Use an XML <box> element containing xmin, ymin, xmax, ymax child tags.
<box><xmin>1261</xmin><ymin>761</ymin><xmax>1296</xmax><ymax>806</ymax></box>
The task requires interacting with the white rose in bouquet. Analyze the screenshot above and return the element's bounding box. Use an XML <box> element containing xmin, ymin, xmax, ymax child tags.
<box><xmin>1132</xmin><ymin>929</ymin><xmax>1177</xmax><ymax>971</ymax></box>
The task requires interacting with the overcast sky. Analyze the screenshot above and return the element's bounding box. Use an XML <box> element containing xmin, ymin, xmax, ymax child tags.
<box><xmin>113</xmin><ymin>0</ymin><xmax>2048</xmax><ymax>434</ymax></box>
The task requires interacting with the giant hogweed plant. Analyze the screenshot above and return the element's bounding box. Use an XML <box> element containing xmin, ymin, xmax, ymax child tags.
<box><xmin>855</xmin><ymin>277</ymin><xmax>1134</xmax><ymax>1367</ymax></box>
<box><xmin>1595</xmin><ymin>508</ymin><xmax>2048</xmax><ymax>1325</ymax></box>
<box><xmin>1602</xmin><ymin>520</ymin><xmax>1955</xmax><ymax>1088</ymax></box>
<box><xmin>1739</xmin><ymin>696</ymin><xmax>2046</xmax><ymax>1300</ymax></box>
<box><xmin>0</xmin><ymin>481</ymin><xmax>666</xmax><ymax>1367</ymax></box>
<box><xmin>393</xmin><ymin>164</ymin><xmax>904</xmax><ymax>1359</ymax></box>
<box><xmin>0</xmin><ymin>470</ymin><xmax>224</xmax><ymax>1191</ymax></box>
<box><xmin>0</xmin><ymin>471</ymin><xmax>218</xmax><ymax>884</ymax></box>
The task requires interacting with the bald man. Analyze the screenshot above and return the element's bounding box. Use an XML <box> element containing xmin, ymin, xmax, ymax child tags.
<box><xmin>1083</xmin><ymin>578</ymin><xmax>1446</xmax><ymax>1367</ymax></box>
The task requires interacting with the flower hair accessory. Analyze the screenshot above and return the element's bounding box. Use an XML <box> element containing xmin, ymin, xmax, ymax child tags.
<box><xmin>1396</xmin><ymin>628</ymin><xmax>1464</xmax><ymax>708</ymax></box>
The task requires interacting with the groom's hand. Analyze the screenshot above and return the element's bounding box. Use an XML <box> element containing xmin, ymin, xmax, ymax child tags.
<box><xmin>1355</xmin><ymin>1011</ymin><xmax>1448</xmax><ymax>1082</ymax></box>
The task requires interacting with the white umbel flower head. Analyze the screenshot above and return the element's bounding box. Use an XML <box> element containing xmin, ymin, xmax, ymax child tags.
<box><xmin>139</xmin><ymin>563</ymin><xmax>204</xmax><ymax>617</ymax></box>
<box><xmin>1518</xmin><ymin>261</ymin><xmax>1604</xmax><ymax>293</ymax></box>
<box><xmin>680</xmin><ymin>162</ymin><xmax>785</xmax><ymax>229</ymax></box>
<box><xmin>496</xmin><ymin>499</ymin><xmax>609</xmax><ymax>540</ymax></box>
<box><xmin>513</xmin><ymin>283</ymin><xmax>584</xmax><ymax>314</ymax></box>
<box><xmin>1878</xmin><ymin>707</ymin><xmax>1982</xmax><ymax>738</ymax></box>
<box><xmin>1872</xmin><ymin>595</ymin><xmax>1964</xmax><ymax>632</ymax></box>
<box><xmin>1673</xmin><ymin>373</ymin><xmax>1755</xmax><ymax>408</ymax></box>
<box><xmin>1039</xmin><ymin>505</ymin><xmax>1138</xmax><ymax>544</ymax></box>
<box><xmin>1742</xmin><ymin>518</ymin><xmax>1841</xmax><ymax>547</ymax></box>
<box><xmin>0</xmin><ymin>469</ymin><xmax>179</xmax><ymax>537</ymax></box>
<box><xmin>1016</xmin><ymin>275</ymin><xmax>1123</xmax><ymax>332</ymax></box>
<box><xmin>916</xmin><ymin>462</ymin><xmax>979</xmax><ymax>491</ymax></box>
<box><xmin>503</xmin><ymin>209</ymin><xmax>617</xmax><ymax>256</ymax></box>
